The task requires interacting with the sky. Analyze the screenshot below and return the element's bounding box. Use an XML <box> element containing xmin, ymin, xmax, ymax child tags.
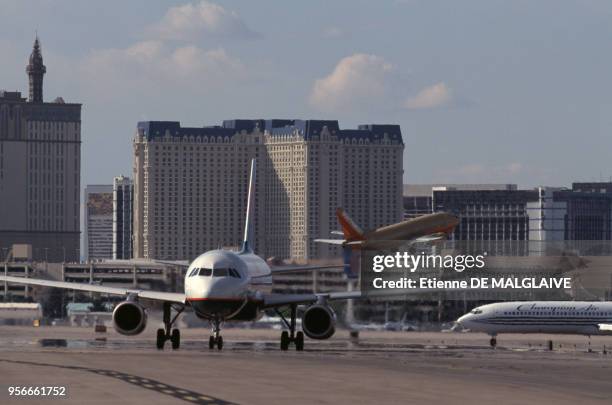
<box><xmin>2</xmin><ymin>0</ymin><xmax>612</xmax><ymax>188</ymax></box>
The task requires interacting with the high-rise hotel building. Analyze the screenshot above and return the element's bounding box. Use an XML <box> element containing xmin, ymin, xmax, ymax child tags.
<box><xmin>0</xmin><ymin>38</ymin><xmax>81</xmax><ymax>262</ymax></box>
<box><xmin>133</xmin><ymin>120</ymin><xmax>403</xmax><ymax>261</ymax></box>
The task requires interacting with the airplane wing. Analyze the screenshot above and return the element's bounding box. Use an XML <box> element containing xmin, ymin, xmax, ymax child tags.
<box><xmin>149</xmin><ymin>260</ymin><xmax>190</xmax><ymax>268</ymax></box>
<box><xmin>313</xmin><ymin>239</ymin><xmax>424</xmax><ymax>249</ymax></box>
<box><xmin>313</xmin><ymin>238</ymin><xmax>345</xmax><ymax>245</ymax></box>
<box><xmin>270</xmin><ymin>264</ymin><xmax>343</xmax><ymax>274</ymax></box>
<box><xmin>0</xmin><ymin>275</ymin><xmax>186</xmax><ymax>304</ymax></box>
<box><xmin>261</xmin><ymin>291</ymin><xmax>361</xmax><ymax>308</ymax></box>
<box><xmin>413</xmin><ymin>233</ymin><xmax>447</xmax><ymax>243</ymax></box>
<box><xmin>261</xmin><ymin>287</ymin><xmax>455</xmax><ymax>309</ymax></box>
<box><xmin>103</xmin><ymin>259</ymin><xmax>191</xmax><ymax>268</ymax></box>
<box><xmin>262</xmin><ymin>293</ymin><xmax>318</xmax><ymax>308</ymax></box>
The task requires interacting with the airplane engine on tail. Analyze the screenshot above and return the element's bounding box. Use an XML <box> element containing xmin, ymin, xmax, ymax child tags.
<box><xmin>302</xmin><ymin>304</ymin><xmax>336</xmax><ymax>339</ymax></box>
<box><xmin>112</xmin><ymin>300</ymin><xmax>147</xmax><ymax>336</ymax></box>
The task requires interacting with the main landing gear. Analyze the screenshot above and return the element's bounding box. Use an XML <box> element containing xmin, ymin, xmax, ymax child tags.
<box><xmin>276</xmin><ymin>304</ymin><xmax>304</xmax><ymax>351</ymax></box>
<box><xmin>209</xmin><ymin>317</ymin><xmax>223</xmax><ymax>350</ymax></box>
<box><xmin>489</xmin><ymin>335</ymin><xmax>497</xmax><ymax>348</ymax></box>
<box><xmin>157</xmin><ymin>302</ymin><xmax>184</xmax><ymax>350</ymax></box>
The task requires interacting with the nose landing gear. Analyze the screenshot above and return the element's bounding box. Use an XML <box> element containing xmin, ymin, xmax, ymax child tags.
<box><xmin>489</xmin><ymin>335</ymin><xmax>497</xmax><ymax>348</ymax></box>
<box><xmin>157</xmin><ymin>302</ymin><xmax>184</xmax><ymax>350</ymax></box>
<box><xmin>276</xmin><ymin>304</ymin><xmax>304</xmax><ymax>351</ymax></box>
<box><xmin>208</xmin><ymin>317</ymin><xmax>224</xmax><ymax>350</ymax></box>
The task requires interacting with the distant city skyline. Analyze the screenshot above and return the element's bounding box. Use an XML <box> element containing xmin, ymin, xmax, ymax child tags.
<box><xmin>1</xmin><ymin>1</ymin><xmax>612</xmax><ymax>188</ymax></box>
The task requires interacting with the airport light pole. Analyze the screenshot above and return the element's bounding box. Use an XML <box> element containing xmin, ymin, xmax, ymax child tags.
<box><xmin>3</xmin><ymin>260</ymin><xmax>7</xmax><ymax>302</ymax></box>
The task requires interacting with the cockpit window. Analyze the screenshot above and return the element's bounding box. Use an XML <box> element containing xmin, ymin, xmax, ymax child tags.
<box><xmin>194</xmin><ymin>268</ymin><xmax>240</xmax><ymax>278</ymax></box>
<box><xmin>212</xmin><ymin>268</ymin><xmax>229</xmax><ymax>277</ymax></box>
<box><xmin>470</xmin><ymin>308</ymin><xmax>483</xmax><ymax>314</ymax></box>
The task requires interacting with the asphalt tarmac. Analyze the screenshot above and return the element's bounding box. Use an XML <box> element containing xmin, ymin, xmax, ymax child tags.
<box><xmin>1</xmin><ymin>326</ymin><xmax>611</xmax><ymax>404</ymax></box>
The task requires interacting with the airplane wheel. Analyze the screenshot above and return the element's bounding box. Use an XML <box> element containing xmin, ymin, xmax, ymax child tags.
<box><xmin>490</xmin><ymin>337</ymin><xmax>497</xmax><ymax>348</ymax></box>
<box><xmin>209</xmin><ymin>336</ymin><xmax>215</xmax><ymax>350</ymax></box>
<box><xmin>171</xmin><ymin>328</ymin><xmax>180</xmax><ymax>350</ymax></box>
<box><xmin>280</xmin><ymin>331</ymin><xmax>289</xmax><ymax>351</ymax></box>
<box><xmin>156</xmin><ymin>328</ymin><xmax>166</xmax><ymax>350</ymax></box>
<box><xmin>217</xmin><ymin>336</ymin><xmax>223</xmax><ymax>350</ymax></box>
<box><xmin>295</xmin><ymin>331</ymin><xmax>304</xmax><ymax>351</ymax></box>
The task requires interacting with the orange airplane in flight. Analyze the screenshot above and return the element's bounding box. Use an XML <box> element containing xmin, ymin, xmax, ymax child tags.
<box><xmin>316</xmin><ymin>208</ymin><xmax>460</xmax><ymax>277</ymax></box>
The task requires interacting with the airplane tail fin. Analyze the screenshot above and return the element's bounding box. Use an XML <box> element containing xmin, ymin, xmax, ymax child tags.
<box><xmin>241</xmin><ymin>159</ymin><xmax>256</xmax><ymax>253</ymax></box>
<box><xmin>342</xmin><ymin>247</ymin><xmax>360</xmax><ymax>279</ymax></box>
<box><xmin>336</xmin><ymin>208</ymin><xmax>365</xmax><ymax>241</ymax></box>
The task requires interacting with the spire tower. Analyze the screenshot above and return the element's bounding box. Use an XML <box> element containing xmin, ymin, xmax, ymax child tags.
<box><xmin>26</xmin><ymin>35</ymin><xmax>46</xmax><ymax>103</ymax></box>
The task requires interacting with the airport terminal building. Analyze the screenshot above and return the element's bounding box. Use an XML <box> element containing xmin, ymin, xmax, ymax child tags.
<box><xmin>0</xmin><ymin>38</ymin><xmax>81</xmax><ymax>262</ymax></box>
<box><xmin>133</xmin><ymin>120</ymin><xmax>404</xmax><ymax>261</ymax></box>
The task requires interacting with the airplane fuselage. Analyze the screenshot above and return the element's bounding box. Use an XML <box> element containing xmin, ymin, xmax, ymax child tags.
<box><xmin>364</xmin><ymin>212</ymin><xmax>459</xmax><ymax>243</ymax></box>
<box><xmin>457</xmin><ymin>301</ymin><xmax>612</xmax><ymax>336</ymax></box>
<box><xmin>184</xmin><ymin>249</ymin><xmax>271</xmax><ymax>321</ymax></box>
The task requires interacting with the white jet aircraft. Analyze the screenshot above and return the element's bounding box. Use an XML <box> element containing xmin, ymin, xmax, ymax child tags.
<box><xmin>456</xmin><ymin>301</ymin><xmax>612</xmax><ymax>347</ymax></box>
<box><xmin>1</xmin><ymin>159</ymin><xmax>360</xmax><ymax>351</ymax></box>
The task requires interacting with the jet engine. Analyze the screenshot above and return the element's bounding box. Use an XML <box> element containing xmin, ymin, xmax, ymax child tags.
<box><xmin>302</xmin><ymin>304</ymin><xmax>336</xmax><ymax>339</ymax></box>
<box><xmin>112</xmin><ymin>300</ymin><xmax>147</xmax><ymax>336</ymax></box>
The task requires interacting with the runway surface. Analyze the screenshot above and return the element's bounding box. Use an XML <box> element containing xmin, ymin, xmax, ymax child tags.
<box><xmin>1</xmin><ymin>326</ymin><xmax>611</xmax><ymax>404</ymax></box>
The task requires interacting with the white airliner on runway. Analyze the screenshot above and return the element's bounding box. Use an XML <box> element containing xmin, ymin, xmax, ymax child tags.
<box><xmin>1</xmin><ymin>159</ymin><xmax>360</xmax><ymax>351</ymax></box>
<box><xmin>457</xmin><ymin>301</ymin><xmax>612</xmax><ymax>347</ymax></box>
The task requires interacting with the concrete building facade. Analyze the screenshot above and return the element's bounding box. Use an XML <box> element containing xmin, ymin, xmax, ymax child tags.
<box><xmin>404</xmin><ymin>185</ymin><xmax>612</xmax><ymax>255</ymax></box>
<box><xmin>83</xmin><ymin>185</ymin><xmax>113</xmax><ymax>261</ymax></box>
<box><xmin>0</xmin><ymin>38</ymin><xmax>81</xmax><ymax>262</ymax></box>
<box><xmin>113</xmin><ymin>176</ymin><xmax>133</xmax><ymax>259</ymax></box>
<box><xmin>403</xmin><ymin>184</ymin><xmax>518</xmax><ymax>218</ymax></box>
<box><xmin>133</xmin><ymin>120</ymin><xmax>404</xmax><ymax>261</ymax></box>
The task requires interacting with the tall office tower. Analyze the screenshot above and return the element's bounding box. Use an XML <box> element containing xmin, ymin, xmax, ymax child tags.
<box><xmin>0</xmin><ymin>37</ymin><xmax>81</xmax><ymax>262</ymax></box>
<box><xmin>112</xmin><ymin>175</ymin><xmax>133</xmax><ymax>259</ymax></box>
<box><xmin>83</xmin><ymin>185</ymin><xmax>113</xmax><ymax>261</ymax></box>
<box><xmin>133</xmin><ymin>120</ymin><xmax>404</xmax><ymax>261</ymax></box>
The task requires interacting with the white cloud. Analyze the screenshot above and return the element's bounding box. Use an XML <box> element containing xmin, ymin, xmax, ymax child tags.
<box><xmin>167</xmin><ymin>46</ymin><xmax>245</xmax><ymax>77</ymax></box>
<box><xmin>152</xmin><ymin>1</ymin><xmax>259</xmax><ymax>40</ymax></box>
<box><xmin>309</xmin><ymin>53</ymin><xmax>394</xmax><ymax>112</ymax></box>
<box><xmin>404</xmin><ymin>82</ymin><xmax>452</xmax><ymax>110</ymax></box>
<box><xmin>78</xmin><ymin>41</ymin><xmax>246</xmax><ymax>98</ymax></box>
<box><xmin>72</xmin><ymin>2</ymin><xmax>256</xmax><ymax>101</ymax></box>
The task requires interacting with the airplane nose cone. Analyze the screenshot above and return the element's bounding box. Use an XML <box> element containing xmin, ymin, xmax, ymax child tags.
<box><xmin>204</xmin><ymin>277</ymin><xmax>241</xmax><ymax>298</ymax></box>
<box><xmin>456</xmin><ymin>314</ymin><xmax>472</xmax><ymax>328</ymax></box>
